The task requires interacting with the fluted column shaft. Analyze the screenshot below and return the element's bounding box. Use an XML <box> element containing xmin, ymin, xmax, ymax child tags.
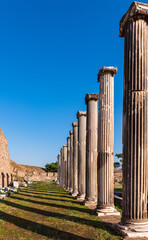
<box><xmin>85</xmin><ymin>93</ymin><xmax>99</xmax><ymax>206</ymax></box>
<box><xmin>63</xmin><ymin>145</ymin><xmax>67</xmax><ymax>188</ymax></box>
<box><xmin>97</xmin><ymin>67</ymin><xmax>119</xmax><ymax>215</ymax></box>
<box><xmin>120</xmin><ymin>5</ymin><xmax>148</xmax><ymax>225</ymax></box>
<box><xmin>77</xmin><ymin>111</ymin><xmax>86</xmax><ymax>201</ymax></box>
<box><xmin>60</xmin><ymin>147</ymin><xmax>63</xmax><ymax>187</ymax></box>
<box><xmin>72</xmin><ymin>122</ymin><xmax>79</xmax><ymax>196</ymax></box>
<box><xmin>67</xmin><ymin>137</ymin><xmax>70</xmax><ymax>190</ymax></box>
<box><xmin>57</xmin><ymin>154</ymin><xmax>61</xmax><ymax>184</ymax></box>
<box><xmin>69</xmin><ymin>131</ymin><xmax>74</xmax><ymax>192</ymax></box>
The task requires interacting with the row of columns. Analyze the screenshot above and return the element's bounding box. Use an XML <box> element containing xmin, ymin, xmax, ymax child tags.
<box><xmin>58</xmin><ymin>66</ymin><xmax>118</xmax><ymax>214</ymax></box>
<box><xmin>57</xmin><ymin>1</ymin><xmax>148</xmax><ymax>237</ymax></box>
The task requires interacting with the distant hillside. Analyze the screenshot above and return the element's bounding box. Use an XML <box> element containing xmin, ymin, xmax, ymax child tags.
<box><xmin>10</xmin><ymin>160</ymin><xmax>57</xmax><ymax>184</ymax></box>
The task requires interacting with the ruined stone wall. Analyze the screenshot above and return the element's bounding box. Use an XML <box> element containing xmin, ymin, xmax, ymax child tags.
<box><xmin>0</xmin><ymin>129</ymin><xmax>12</xmax><ymax>188</ymax></box>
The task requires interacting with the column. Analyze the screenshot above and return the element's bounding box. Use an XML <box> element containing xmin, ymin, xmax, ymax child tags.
<box><xmin>67</xmin><ymin>136</ymin><xmax>70</xmax><ymax>191</ymax></box>
<box><xmin>60</xmin><ymin>147</ymin><xmax>63</xmax><ymax>187</ymax></box>
<box><xmin>69</xmin><ymin>130</ymin><xmax>74</xmax><ymax>193</ymax></box>
<box><xmin>72</xmin><ymin>122</ymin><xmax>79</xmax><ymax>197</ymax></box>
<box><xmin>63</xmin><ymin>145</ymin><xmax>67</xmax><ymax>189</ymax></box>
<box><xmin>77</xmin><ymin>111</ymin><xmax>87</xmax><ymax>201</ymax></box>
<box><xmin>57</xmin><ymin>154</ymin><xmax>61</xmax><ymax>184</ymax></box>
<box><xmin>96</xmin><ymin>66</ymin><xmax>120</xmax><ymax>216</ymax></box>
<box><xmin>85</xmin><ymin>93</ymin><xmax>99</xmax><ymax>208</ymax></box>
<box><xmin>118</xmin><ymin>2</ymin><xmax>148</xmax><ymax>236</ymax></box>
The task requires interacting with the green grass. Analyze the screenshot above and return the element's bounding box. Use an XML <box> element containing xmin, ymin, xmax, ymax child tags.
<box><xmin>0</xmin><ymin>181</ymin><xmax>123</xmax><ymax>240</ymax></box>
<box><xmin>114</xmin><ymin>184</ymin><xmax>122</xmax><ymax>192</ymax></box>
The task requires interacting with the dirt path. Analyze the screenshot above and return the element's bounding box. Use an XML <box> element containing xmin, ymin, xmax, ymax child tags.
<box><xmin>0</xmin><ymin>181</ymin><xmax>122</xmax><ymax>240</ymax></box>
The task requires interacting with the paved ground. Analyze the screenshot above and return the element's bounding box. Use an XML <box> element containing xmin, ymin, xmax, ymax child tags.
<box><xmin>0</xmin><ymin>181</ymin><xmax>123</xmax><ymax>240</ymax></box>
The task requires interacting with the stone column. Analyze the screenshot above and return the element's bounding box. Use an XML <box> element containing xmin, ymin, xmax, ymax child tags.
<box><xmin>57</xmin><ymin>154</ymin><xmax>61</xmax><ymax>184</ymax></box>
<box><xmin>72</xmin><ymin>122</ymin><xmax>79</xmax><ymax>197</ymax></box>
<box><xmin>63</xmin><ymin>145</ymin><xmax>67</xmax><ymax>189</ymax></box>
<box><xmin>85</xmin><ymin>93</ymin><xmax>99</xmax><ymax>208</ymax></box>
<box><xmin>96</xmin><ymin>66</ymin><xmax>120</xmax><ymax>216</ymax></box>
<box><xmin>60</xmin><ymin>147</ymin><xmax>63</xmax><ymax>187</ymax></box>
<box><xmin>117</xmin><ymin>2</ymin><xmax>148</xmax><ymax>236</ymax></box>
<box><xmin>69</xmin><ymin>130</ymin><xmax>74</xmax><ymax>193</ymax></box>
<box><xmin>77</xmin><ymin>111</ymin><xmax>87</xmax><ymax>201</ymax></box>
<box><xmin>67</xmin><ymin>136</ymin><xmax>70</xmax><ymax>191</ymax></box>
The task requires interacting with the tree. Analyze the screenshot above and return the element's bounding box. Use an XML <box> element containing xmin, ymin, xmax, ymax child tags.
<box><xmin>115</xmin><ymin>153</ymin><xmax>123</xmax><ymax>168</ymax></box>
<box><xmin>114</xmin><ymin>162</ymin><xmax>120</xmax><ymax>169</ymax></box>
<box><xmin>45</xmin><ymin>162</ymin><xmax>58</xmax><ymax>172</ymax></box>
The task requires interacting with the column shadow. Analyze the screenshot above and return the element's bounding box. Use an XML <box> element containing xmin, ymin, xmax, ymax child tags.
<box><xmin>10</xmin><ymin>196</ymin><xmax>93</xmax><ymax>214</ymax></box>
<box><xmin>19</xmin><ymin>192</ymin><xmax>83</xmax><ymax>205</ymax></box>
<box><xmin>1</xmin><ymin>199</ymin><xmax>121</xmax><ymax>237</ymax></box>
<box><xmin>0</xmin><ymin>209</ymin><xmax>89</xmax><ymax>240</ymax></box>
<box><xmin>21</xmin><ymin>190</ymin><xmax>73</xmax><ymax>199</ymax></box>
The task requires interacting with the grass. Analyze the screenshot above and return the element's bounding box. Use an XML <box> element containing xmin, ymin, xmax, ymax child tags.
<box><xmin>0</xmin><ymin>181</ymin><xmax>123</xmax><ymax>240</ymax></box>
<box><xmin>114</xmin><ymin>184</ymin><xmax>122</xmax><ymax>192</ymax></box>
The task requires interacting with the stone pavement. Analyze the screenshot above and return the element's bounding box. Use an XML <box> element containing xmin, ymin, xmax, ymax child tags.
<box><xmin>99</xmin><ymin>215</ymin><xmax>148</xmax><ymax>240</ymax></box>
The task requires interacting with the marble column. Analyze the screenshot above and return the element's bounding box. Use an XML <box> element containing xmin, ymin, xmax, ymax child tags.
<box><xmin>69</xmin><ymin>130</ymin><xmax>74</xmax><ymax>193</ymax></box>
<box><xmin>117</xmin><ymin>2</ymin><xmax>148</xmax><ymax>237</ymax></box>
<box><xmin>57</xmin><ymin>154</ymin><xmax>61</xmax><ymax>184</ymax></box>
<box><xmin>72</xmin><ymin>122</ymin><xmax>79</xmax><ymax>197</ymax></box>
<box><xmin>67</xmin><ymin>136</ymin><xmax>70</xmax><ymax>191</ymax></box>
<box><xmin>77</xmin><ymin>111</ymin><xmax>87</xmax><ymax>201</ymax></box>
<box><xmin>63</xmin><ymin>145</ymin><xmax>67</xmax><ymax>189</ymax></box>
<box><xmin>96</xmin><ymin>66</ymin><xmax>120</xmax><ymax>216</ymax></box>
<box><xmin>61</xmin><ymin>147</ymin><xmax>64</xmax><ymax>187</ymax></box>
<box><xmin>85</xmin><ymin>93</ymin><xmax>99</xmax><ymax>208</ymax></box>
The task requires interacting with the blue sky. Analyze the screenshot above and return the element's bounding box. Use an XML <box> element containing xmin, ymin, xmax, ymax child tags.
<box><xmin>0</xmin><ymin>0</ymin><xmax>147</xmax><ymax>167</ymax></box>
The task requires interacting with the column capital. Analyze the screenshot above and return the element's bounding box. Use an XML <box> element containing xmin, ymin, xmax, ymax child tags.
<box><xmin>85</xmin><ymin>93</ymin><xmax>99</xmax><ymax>105</ymax></box>
<box><xmin>67</xmin><ymin>136</ymin><xmax>70</xmax><ymax>140</ymax></box>
<box><xmin>119</xmin><ymin>2</ymin><xmax>148</xmax><ymax>37</ymax></box>
<box><xmin>72</xmin><ymin>122</ymin><xmax>78</xmax><ymax>127</ymax></box>
<box><xmin>69</xmin><ymin>130</ymin><xmax>73</xmax><ymax>135</ymax></box>
<box><xmin>77</xmin><ymin>111</ymin><xmax>86</xmax><ymax>119</ymax></box>
<box><xmin>97</xmin><ymin>66</ymin><xmax>117</xmax><ymax>82</ymax></box>
<box><xmin>63</xmin><ymin>144</ymin><xmax>67</xmax><ymax>148</ymax></box>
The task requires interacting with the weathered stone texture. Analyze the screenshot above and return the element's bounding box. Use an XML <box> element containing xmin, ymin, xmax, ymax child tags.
<box><xmin>121</xmin><ymin>9</ymin><xmax>148</xmax><ymax>225</ymax></box>
<box><xmin>97</xmin><ymin>67</ymin><xmax>119</xmax><ymax>216</ymax></box>
<box><xmin>0</xmin><ymin>129</ymin><xmax>12</xmax><ymax>187</ymax></box>
<box><xmin>85</xmin><ymin>93</ymin><xmax>99</xmax><ymax>207</ymax></box>
<box><xmin>116</xmin><ymin>1</ymin><xmax>148</xmax><ymax>236</ymax></box>
<box><xmin>67</xmin><ymin>137</ymin><xmax>70</xmax><ymax>190</ymax></box>
<box><xmin>69</xmin><ymin>130</ymin><xmax>74</xmax><ymax>192</ymax></box>
<box><xmin>63</xmin><ymin>144</ymin><xmax>67</xmax><ymax>188</ymax></box>
<box><xmin>72</xmin><ymin>122</ymin><xmax>78</xmax><ymax>197</ymax></box>
<box><xmin>77</xmin><ymin>111</ymin><xmax>86</xmax><ymax>201</ymax></box>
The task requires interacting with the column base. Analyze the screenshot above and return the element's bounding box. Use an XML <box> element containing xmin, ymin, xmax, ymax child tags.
<box><xmin>84</xmin><ymin>200</ymin><xmax>97</xmax><ymax>209</ymax></box>
<box><xmin>72</xmin><ymin>191</ymin><xmax>78</xmax><ymax>197</ymax></box>
<box><xmin>116</xmin><ymin>221</ymin><xmax>148</xmax><ymax>237</ymax></box>
<box><xmin>69</xmin><ymin>188</ymin><xmax>73</xmax><ymax>194</ymax></box>
<box><xmin>77</xmin><ymin>194</ymin><xmax>85</xmax><ymax>202</ymax></box>
<box><xmin>96</xmin><ymin>206</ymin><xmax>120</xmax><ymax>216</ymax></box>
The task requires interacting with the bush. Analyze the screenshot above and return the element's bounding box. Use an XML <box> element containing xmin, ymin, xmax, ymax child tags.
<box><xmin>45</xmin><ymin>162</ymin><xmax>57</xmax><ymax>172</ymax></box>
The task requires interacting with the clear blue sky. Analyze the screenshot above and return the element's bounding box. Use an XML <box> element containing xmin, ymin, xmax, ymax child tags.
<box><xmin>0</xmin><ymin>0</ymin><xmax>146</xmax><ymax>167</ymax></box>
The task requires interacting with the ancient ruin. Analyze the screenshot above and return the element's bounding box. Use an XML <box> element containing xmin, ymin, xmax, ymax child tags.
<box><xmin>116</xmin><ymin>1</ymin><xmax>148</xmax><ymax>237</ymax></box>
<box><xmin>72</xmin><ymin>122</ymin><xmax>78</xmax><ymax>197</ymax></box>
<box><xmin>0</xmin><ymin>129</ymin><xmax>12</xmax><ymax>188</ymax></box>
<box><xmin>77</xmin><ymin>111</ymin><xmax>86</xmax><ymax>201</ymax></box>
<box><xmin>85</xmin><ymin>93</ymin><xmax>99</xmax><ymax>208</ymax></box>
<box><xmin>69</xmin><ymin>130</ymin><xmax>73</xmax><ymax>193</ymax></box>
<box><xmin>97</xmin><ymin>67</ymin><xmax>120</xmax><ymax>216</ymax></box>
<box><xmin>57</xmin><ymin>2</ymin><xmax>148</xmax><ymax>237</ymax></box>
